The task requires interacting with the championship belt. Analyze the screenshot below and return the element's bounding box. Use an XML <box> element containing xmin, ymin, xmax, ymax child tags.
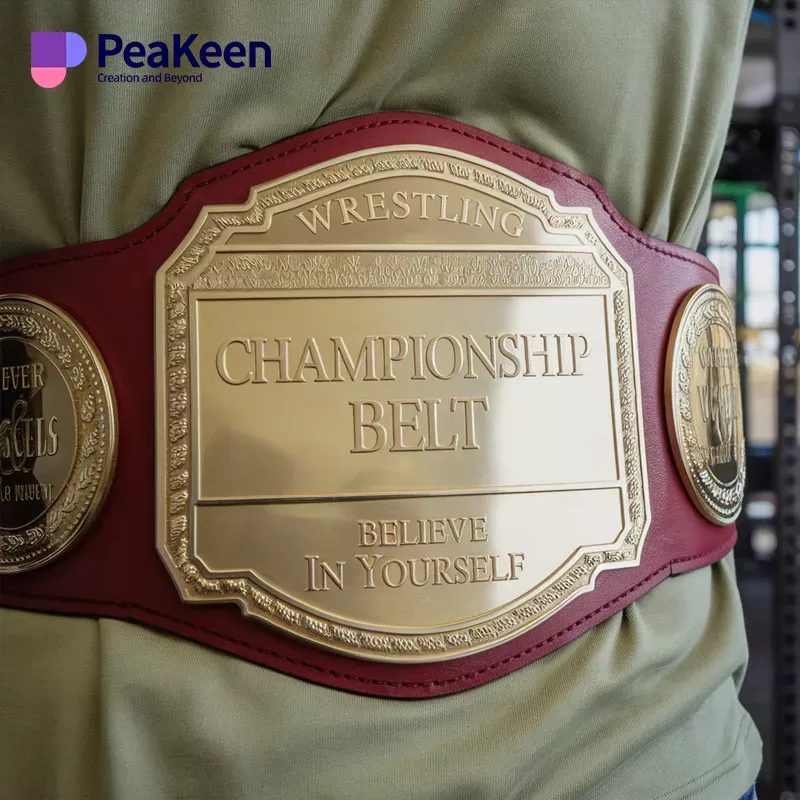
<box><xmin>0</xmin><ymin>114</ymin><xmax>744</xmax><ymax>698</ymax></box>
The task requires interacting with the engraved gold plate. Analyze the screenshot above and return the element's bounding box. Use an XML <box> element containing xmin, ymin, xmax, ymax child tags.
<box><xmin>155</xmin><ymin>146</ymin><xmax>650</xmax><ymax>662</ymax></box>
<box><xmin>0</xmin><ymin>295</ymin><xmax>117</xmax><ymax>573</ymax></box>
<box><xmin>666</xmin><ymin>284</ymin><xmax>745</xmax><ymax>525</ymax></box>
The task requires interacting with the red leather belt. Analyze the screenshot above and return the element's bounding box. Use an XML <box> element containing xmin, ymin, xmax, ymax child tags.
<box><xmin>0</xmin><ymin>114</ymin><xmax>740</xmax><ymax>698</ymax></box>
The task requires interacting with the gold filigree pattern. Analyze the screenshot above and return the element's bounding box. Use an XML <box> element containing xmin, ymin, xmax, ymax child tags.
<box><xmin>195</xmin><ymin>252</ymin><xmax>609</xmax><ymax>291</ymax></box>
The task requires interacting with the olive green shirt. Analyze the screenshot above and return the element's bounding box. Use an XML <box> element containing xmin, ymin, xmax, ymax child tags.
<box><xmin>0</xmin><ymin>1</ymin><xmax>761</xmax><ymax>798</ymax></box>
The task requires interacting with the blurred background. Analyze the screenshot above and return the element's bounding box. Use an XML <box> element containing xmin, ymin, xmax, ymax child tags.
<box><xmin>705</xmin><ymin>2</ymin><xmax>799</xmax><ymax>797</ymax></box>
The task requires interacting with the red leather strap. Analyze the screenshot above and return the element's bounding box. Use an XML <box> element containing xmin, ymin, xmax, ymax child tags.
<box><xmin>0</xmin><ymin>113</ymin><xmax>735</xmax><ymax>698</ymax></box>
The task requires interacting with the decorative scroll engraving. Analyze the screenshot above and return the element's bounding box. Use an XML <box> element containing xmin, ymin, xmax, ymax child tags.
<box><xmin>195</xmin><ymin>253</ymin><xmax>610</xmax><ymax>291</ymax></box>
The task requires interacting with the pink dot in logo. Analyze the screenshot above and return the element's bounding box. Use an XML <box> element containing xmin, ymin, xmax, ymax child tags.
<box><xmin>30</xmin><ymin>67</ymin><xmax>66</xmax><ymax>88</ymax></box>
<box><xmin>31</xmin><ymin>32</ymin><xmax>87</xmax><ymax>88</ymax></box>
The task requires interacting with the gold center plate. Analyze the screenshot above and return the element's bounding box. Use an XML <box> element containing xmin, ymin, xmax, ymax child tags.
<box><xmin>156</xmin><ymin>146</ymin><xmax>650</xmax><ymax>662</ymax></box>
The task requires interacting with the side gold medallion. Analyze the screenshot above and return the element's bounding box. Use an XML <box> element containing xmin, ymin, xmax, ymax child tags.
<box><xmin>665</xmin><ymin>284</ymin><xmax>745</xmax><ymax>525</ymax></box>
<box><xmin>0</xmin><ymin>295</ymin><xmax>117</xmax><ymax>573</ymax></box>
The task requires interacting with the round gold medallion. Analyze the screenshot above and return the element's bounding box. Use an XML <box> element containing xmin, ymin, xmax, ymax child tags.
<box><xmin>665</xmin><ymin>284</ymin><xmax>745</xmax><ymax>525</ymax></box>
<box><xmin>0</xmin><ymin>295</ymin><xmax>117</xmax><ymax>573</ymax></box>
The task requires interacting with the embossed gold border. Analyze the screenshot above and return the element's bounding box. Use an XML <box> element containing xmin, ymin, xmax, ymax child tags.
<box><xmin>0</xmin><ymin>295</ymin><xmax>117</xmax><ymax>573</ymax></box>
<box><xmin>156</xmin><ymin>146</ymin><xmax>651</xmax><ymax>661</ymax></box>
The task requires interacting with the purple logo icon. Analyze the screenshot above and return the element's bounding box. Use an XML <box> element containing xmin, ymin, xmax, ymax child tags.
<box><xmin>31</xmin><ymin>32</ymin><xmax>87</xmax><ymax>88</ymax></box>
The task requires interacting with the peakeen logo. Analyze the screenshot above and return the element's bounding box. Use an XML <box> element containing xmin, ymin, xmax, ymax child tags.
<box><xmin>98</xmin><ymin>34</ymin><xmax>271</xmax><ymax>69</ymax></box>
<box><xmin>30</xmin><ymin>33</ymin><xmax>271</xmax><ymax>87</ymax></box>
<box><xmin>31</xmin><ymin>32</ymin><xmax>87</xmax><ymax>88</ymax></box>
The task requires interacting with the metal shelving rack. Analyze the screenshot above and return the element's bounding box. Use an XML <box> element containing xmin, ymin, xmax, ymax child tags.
<box><xmin>774</xmin><ymin>0</ymin><xmax>800</xmax><ymax>796</ymax></box>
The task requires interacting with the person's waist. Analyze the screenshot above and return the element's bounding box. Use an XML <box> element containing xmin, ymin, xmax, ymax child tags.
<box><xmin>0</xmin><ymin>112</ymin><xmax>743</xmax><ymax>698</ymax></box>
